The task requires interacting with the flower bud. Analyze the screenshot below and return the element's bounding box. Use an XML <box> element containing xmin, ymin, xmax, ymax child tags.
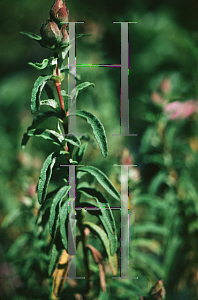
<box><xmin>61</xmin><ymin>24</ymin><xmax>69</xmax><ymax>44</ymax></box>
<box><xmin>40</xmin><ymin>20</ymin><xmax>62</xmax><ymax>44</ymax></box>
<box><xmin>50</xmin><ymin>0</ymin><xmax>69</xmax><ymax>24</ymax></box>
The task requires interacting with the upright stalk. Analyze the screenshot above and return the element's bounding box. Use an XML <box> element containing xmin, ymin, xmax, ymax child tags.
<box><xmin>54</xmin><ymin>53</ymin><xmax>65</xmax><ymax>118</ymax></box>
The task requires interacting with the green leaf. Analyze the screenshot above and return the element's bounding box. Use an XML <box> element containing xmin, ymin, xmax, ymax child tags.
<box><xmin>65</xmin><ymin>134</ymin><xmax>81</xmax><ymax>148</ymax></box>
<box><xmin>48</xmin><ymin>244</ymin><xmax>63</xmax><ymax>276</ymax></box>
<box><xmin>29</xmin><ymin>111</ymin><xmax>60</xmax><ymax>131</ymax></box>
<box><xmin>77</xmin><ymin>166</ymin><xmax>120</xmax><ymax>201</ymax></box>
<box><xmin>38</xmin><ymin>187</ymin><xmax>61</xmax><ymax>215</ymax></box>
<box><xmin>60</xmin><ymin>200</ymin><xmax>69</xmax><ymax>251</ymax></box>
<box><xmin>134</xmin><ymin>223</ymin><xmax>168</xmax><ymax>236</ymax></box>
<box><xmin>49</xmin><ymin>186</ymin><xmax>70</xmax><ymax>238</ymax></box>
<box><xmin>134</xmin><ymin>252</ymin><xmax>164</xmax><ymax>278</ymax></box>
<box><xmin>60</xmin><ymin>66</ymin><xmax>81</xmax><ymax>80</ymax></box>
<box><xmin>20</xmin><ymin>31</ymin><xmax>42</xmax><ymax>40</ymax></box>
<box><xmin>29</xmin><ymin>59</ymin><xmax>49</xmax><ymax>70</ymax></box>
<box><xmin>69</xmin><ymin>110</ymin><xmax>108</xmax><ymax>158</ymax></box>
<box><xmin>31</xmin><ymin>75</ymin><xmax>52</xmax><ymax>114</ymax></box>
<box><xmin>77</xmin><ymin>182</ymin><xmax>106</xmax><ymax>202</ymax></box>
<box><xmin>37</xmin><ymin>151</ymin><xmax>67</xmax><ymax>205</ymax></box>
<box><xmin>83</xmin><ymin>221</ymin><xmax>117</xmax><ymax>275</ymax></box>
<box><xmin>132</xmin><ymin>238</ymin><xmax>162</xmax><ymax>255</ymax></box>
<box><xmin>69</xmin><ymin>82</ymin><xmax>95</xmax><ymax>105</ymax></box>
<box><xmin>73</xmin><ymin>143</ymin><xmax>87</xmax><ymax>163</ymax></box>
<box><xmin>40</xmin><ymin>99</ymin><xmax>59</xmax><ymax>110</ymax></box>
<box><xmin>144</xmin><ymin>154</ymin><xmax>164</xmax><ymax>167</ymax></box>
<box><xmin>51</xmin><ymin>75</ymin><xmax>62</xmax><ymax>83</ymax></box>
<box><xmin>22</xmin><ymin>128</ymin><xmax>64</xmax><ymax>148</ymax></box>
<box><xmin>80</xmin><ymin>198</ymin><xmax>117</xmax><ymax>256</ymax></box>
<box><xmin>75</xmin><ymin>33</ymin><xmax>92</xmax><ymax>40</ymax></box>
<box><xmin>78</xmin><ymin>183</ymin><xmax>117</xmax><ymax>255</ymax></box>
<box><xmin>36</xmin><ymin>198</ymin><xmax>52</xmax><ymax>229</ymax></box>
<box><xmin>58</xmin><ymin>45</ymin><xmax>72</xmax><ymax>71</ymax></box>
<box><xmin>37</xmin><ymin>152</ymin><xmax>57</xmax><ymax>204</ymax></box>
<box><xmin>140</xmin><ymin>126</ymin><xmax>160</xmax><ymax>154</ymax></box>
<box><xmin>133</xmin><ymin>194</ymin><xmax>166</xmax><ymax>210</ymax></box>
<box><xmin>69</xmin><ymin>158</ymin><xmax>78</xmax><ymax>165</ymax></box>
<box><xmin>164</xmin><ymin>236</ymin><xmax>183</xmax><ymax>278</ymax></box>
<box><xmin>148</xmin><ymin>171</ymin><xmax>169</xmax><ymax>194</ymax></box>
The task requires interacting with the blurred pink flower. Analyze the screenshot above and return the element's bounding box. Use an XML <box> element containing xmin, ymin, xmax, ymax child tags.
<box><xmin>151</xmin><ymin>92</ymin><xmax>165</xmax><ymax>106</ymax></box>
<box><xmin>163</xmin><ymin>100</ymin><xmax>198</xmax><ymax>120</ymax></box>
<box><xmin>120</xmin><ymin>148</ymin><xmax>133</xmax><ymax>165</ymax></box>
<box><xmin>160</xmin><ymin>77</ymin><xmax>171</xmax><ymax>94</ymax></box>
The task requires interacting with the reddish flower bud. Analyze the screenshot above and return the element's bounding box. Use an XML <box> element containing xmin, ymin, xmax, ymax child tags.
<box><xmin>61</xmin><ymin>24</ymin><xmax>69</xmax><ymax>44</ymax></box>
<box><xmin>40</xmin><ymin>20</ymin><xmax>62</xmax><ymax>44</ymax></box>
<box><xmin>50</xmin><ymin>0</ymin><xmax>69</xmax><ymax>24</ymax></box>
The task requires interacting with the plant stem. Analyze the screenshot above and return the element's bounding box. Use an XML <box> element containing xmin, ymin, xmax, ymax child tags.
<box><xmin>54</xmin><ymin>53</ymin><xmax>66</xmax><ymax>119</ymax></box>
<box><xmin>54</xmin><ymin>53</ymin><xmax>68</xmax><ymax>151</ymax></box>
<box><xmin>55</xmin><ymin>82</ymin><xmax>65</xmax><ymax>115</ymax></box>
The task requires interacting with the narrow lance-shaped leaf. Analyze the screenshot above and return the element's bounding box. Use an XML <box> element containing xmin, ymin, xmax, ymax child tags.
<box><xmin>49</xmin><ymin>186</ymin><xmax>71</xmax><ymax>238</ymax></box>
<box><xmin>80</xmin><ymin>198</ymin><xmax>117</xmax><ymax>256</ymax></box>
<box><xmin>31</xmin><ymin>75</ymin><xmax>52</xmax><ymax>114</ymax></box>
<box><xmin>37</xmin><ymin>187</ymin><xmax>61</xmax><ymax>221</ymax></box>
<box><xmin>83</xmin><ymin>221</ymin><xmax>118</xmax><ymax>276</ymax></box>
<box><xmin>68</xmin><ymin>33</ymin><xmax>92</xmax><ymax>43</ymax></box>
<box><xmin>73</xmin><ymin>143</ymin><xmax>87</xmax><ymax>163</ymax></box>
<box><xmin>77</xmin><ymin>166</ymin><xmax>120</xmax><ymax>201</ymax></box>
<box><xmin>69</xmin><ymin>82</ymin><xmax>95</xmax><ymax>105</ymax></box>
<box><xmin>133</xmin><ymin>194</ymin><xmax>166</xmax><ymax>210</ymax></box>
<box><xmin>37</xmin><ymin>151</ymin><xmax>68</xmax><ymax>205</ymax></box>
<box><xmin>64</xmin><ymin>134</ymin><xmax>81</xmax><ymax>148</ymax></box>
<box><xmin>134</xmin><ymin>223</ymin><xmax>168</xmax><ymax>236</ymax></box>
<box><xmin>23</xmin><ymin>111</ymin><xmax>60</xmax><ymax>144</ymax></box>
<box><xmin>20</xmin><ymin>31</ymin><xmax>42</xmax><ymax>40</ymax></box>
<box><xmin>69</xmin><ymin>110</ymin><xmax>108</xmax><ymax>158</ymax></box>
<box><xmin>60</xmin><ymin>200</ymin><xmax>69</xmax><ymax>252</ymax></box>
<box><xmin>49</xmin><ymin>244</ymin><xmax>63</xmax><ymax>276</ymax></box>
<box><xmin>99</xmin><ymin>204</ymin><xmax>117</xmax><ymax>255</ymax></box>
<box><xmin>22</xmin><ymin>128</ymin><xmax>64</xmax><ymax>148</ymax></box>
<box><xmin>37</xmin><ymin>152</ymin><xmax>57</xmax><ymax>205</ymax></box>
<box><xmin>78</xmin><ymin>184</ymin><xmax>117</xmax><ymax>255</ymax></box>
<box><xmin>29</xmin><ymin>59</ymin><xmax>49</xmax><ymax>70</ymax></box>
<box><xmin>40</xmin><ymin>99</ymin><xmax>59</xmax><ymax>111</ymax></box>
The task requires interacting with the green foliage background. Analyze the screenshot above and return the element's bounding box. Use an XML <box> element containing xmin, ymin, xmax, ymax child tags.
<box><xmin>1</xmin><ymin>0</ymin><xmax>198</xmax><ymax>299</ymax></box>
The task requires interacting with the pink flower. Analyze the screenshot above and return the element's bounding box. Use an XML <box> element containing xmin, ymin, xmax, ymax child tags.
<box><xmin>120</xmin><ymin>148</ymin><xmax>133</xmax><ymax>165</ymax></box>
<box><xmin>50</xmin><ymin>0</ymin><xmax>69</xmax><ymax>24</ymax></box>
<box><xmin>163</xmin><ymin>100</ymin><xmax>198</xmax><ymax>120</ymax></box>
<box><xmin>160</xmin><ymin>77</ymin><xmax>171</xmax><ymax>94</ymax></box>
<box><xmin>151</xmin><ymin>92</ymin><xmax>165</xmax><ymax>106</ymax></box>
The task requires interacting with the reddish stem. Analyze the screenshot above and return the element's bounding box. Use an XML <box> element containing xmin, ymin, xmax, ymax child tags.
<box><xmin>54</xmin><ymin>55</ymin><xmax>68</xmax><ymax>151</ymax></box>
<box><xmin>55</xmin><ymin>82</ymin><xmax>65</xmax><ymax>116</ymax></box>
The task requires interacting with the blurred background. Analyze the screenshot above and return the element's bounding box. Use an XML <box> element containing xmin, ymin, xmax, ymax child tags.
<box><xmin>1</xmin><ymin>0</ymin><xmax>198</xmax><ymax>299</ymax></box>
